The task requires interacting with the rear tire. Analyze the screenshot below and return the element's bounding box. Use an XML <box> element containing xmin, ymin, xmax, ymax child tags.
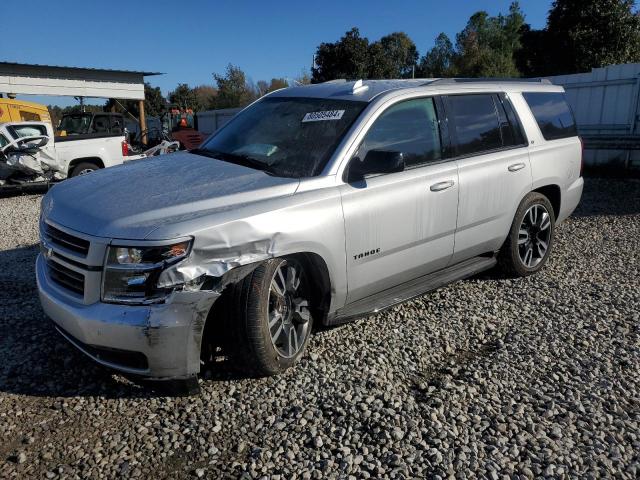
<box><xmin>498</xmin><ymin>192</ymin><xmax>555</xmax><ymax>277</ymax></box>
<box><xmin>232</xmin><ymin>257</ymin><xmax>313</xmax><ymax>376</ymax></box>
<box><xmin>70</xmin><ymin>162</ymin><xmax>100</xmax><ymax>177</ymax></box>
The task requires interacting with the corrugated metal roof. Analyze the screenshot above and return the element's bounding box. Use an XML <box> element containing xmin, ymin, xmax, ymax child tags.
<box><xmin>0</xmin><ymin>61</ymin><xmax>162</xmax><ymax>76</ymax></box>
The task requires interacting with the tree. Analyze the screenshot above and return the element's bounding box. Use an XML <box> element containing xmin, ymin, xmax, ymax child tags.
<box><xmin>522</xmin><ymin>0</ymin><xmax>640</xmax><ymax>76</ymax></box>
<box><xmin>453</xmin><ymin>2</ymin><xmax>525</xmax><ymax>77</ymax></box>
<box><xmin>312</xmin><ymin>28</ymin><xmax>370</xmax><ymax>82</ymax></box>
<box><xmin>213</xmin><ymin>64</ymin><xmax>256</xmax><ymax>108</ymax></box>
<box><xmin>144</xmin><ymin>84</ymin><xmax>167</xmax><ymax>117</ymax></box>
<box><xmin>294</xmin><ymin>70</ymin><xmax>312</xmax><ymax>85</ymax></box>
<box><xmin>169</xmin><ymin>83</ymin><xmax>198</xmax><ymax>110</ymax></box>
<box><xmin>370</xmin><ymin>32</ymin><xmax>419</xmax><ymax>78</ymax></box>
<box><xmin>193</xmin><ymin>85</ymin><xmax>218</xmax><ymax>111</ymax></box>
<box><xmin>256</xmin><ymin>78</ymin><xmax>289</xmax><ymax>97</ymax></box>
<box><xmin>418</xmin><ymin>33</ymin><xmax>456</xmax><ymax>77</ymax></box>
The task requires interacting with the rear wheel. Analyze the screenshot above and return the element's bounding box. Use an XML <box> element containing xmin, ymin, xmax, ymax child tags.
<box><xmin>233</xmin><ymin>258</ymin><xmax>313</xmax><ymax>376</ymax></box>
<box><xmin>70</xmin><ymin>161</ymin><xmax>100</xmax><ymax>177</ymax></box>
<box><xmin>499</xmin><ymin>192</ymin><xmax>555</xmax><ymax>277</ymax></box>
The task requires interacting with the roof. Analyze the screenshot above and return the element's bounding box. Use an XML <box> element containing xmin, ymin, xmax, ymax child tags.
<box><xmin>0</xmin><ymin>61</ymin><xmax>161</xmax><ymax>77</ymax></box>
<box><xmin>271</xmin><ymin>78</ymin><xmax>560</xmax><ymax>102</ymax></box>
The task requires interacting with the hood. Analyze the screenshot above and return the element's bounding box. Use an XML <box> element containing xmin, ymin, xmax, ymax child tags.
<box><xmin>44</xmin><ymin>152</ymin><xmax>300</xmax><ymax>239</ymax></box>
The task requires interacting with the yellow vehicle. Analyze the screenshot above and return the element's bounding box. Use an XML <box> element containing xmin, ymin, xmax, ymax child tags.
<box><xmin>0</xmin><ymin>98</ymin><xmax>51</xmax><ymax>124</ymax></box>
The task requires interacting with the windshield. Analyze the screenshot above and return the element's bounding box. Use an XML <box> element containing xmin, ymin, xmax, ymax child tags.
<box><xmin>58</xmin><ymin>114</ymin><xmax>92</xmax><ymax>135</ymax></box>
<box><xmin>198</xmin><ymin>97</ymin><xmax>367</xmax><ymax>178</ymax></box>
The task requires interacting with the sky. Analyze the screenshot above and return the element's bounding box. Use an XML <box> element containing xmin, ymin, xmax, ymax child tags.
<box><xmin>0</xmin><ymin>0</ymin><xmax>553</xmax><ymax>107</ymax></box>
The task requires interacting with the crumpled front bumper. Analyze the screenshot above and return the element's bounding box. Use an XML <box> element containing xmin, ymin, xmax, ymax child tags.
<box><xmin>36</xmin><ymin>254</ymin><xmax>219</xmax><ymax>379</ymax></box>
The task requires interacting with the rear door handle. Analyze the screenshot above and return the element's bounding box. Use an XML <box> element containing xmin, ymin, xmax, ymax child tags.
<box><xmin>430</xmin><ymin>180</ymin><xmax>455</xmax><ymax>192</ymax></box>
<box><xmin>508</xmin><ymin>162</ymin><xmax>526</xmax><ymax>172</ymax></box>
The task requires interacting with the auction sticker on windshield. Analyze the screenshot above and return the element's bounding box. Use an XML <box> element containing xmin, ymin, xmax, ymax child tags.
<box><xmin>302</xmin><ymin>110</ymin><xmax>345</xmax><ymax>122</ymax></box>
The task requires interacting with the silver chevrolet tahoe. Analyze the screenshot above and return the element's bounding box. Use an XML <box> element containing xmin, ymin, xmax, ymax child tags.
<box><xmin>37</xmin><ymin>78</ymin><xmax>583</xmax><ymax>389</ymax></box>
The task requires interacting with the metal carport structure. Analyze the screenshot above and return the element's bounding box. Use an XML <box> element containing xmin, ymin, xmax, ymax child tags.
<box><xmin>0</xmin><ymin>62</ymin><xmax>161</xmax><ymax>143</ymax></box>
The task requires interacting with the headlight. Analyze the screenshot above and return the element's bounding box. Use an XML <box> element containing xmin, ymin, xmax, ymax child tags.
<box><xmin>102</xmin><ymin>239</ymin><xmax>192</xmax><ymax>304</ymax></box>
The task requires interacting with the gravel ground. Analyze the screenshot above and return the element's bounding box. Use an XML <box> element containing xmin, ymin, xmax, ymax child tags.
<box><xmin>0</xmin><ymin>178</ymin><xmax>639</xmax><ymax>479</ymax></box>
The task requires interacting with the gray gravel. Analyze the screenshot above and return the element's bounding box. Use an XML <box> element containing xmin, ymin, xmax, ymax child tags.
<box><xmin>1</xmin><ymin>178</ymin><xmax>639</xmax><ymax>479</ymax></box>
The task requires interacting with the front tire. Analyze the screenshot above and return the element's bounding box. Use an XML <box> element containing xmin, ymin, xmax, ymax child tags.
<box><xmin>70</xmin><ymin>162</ymin><xmax>99</xmax><ymax>177</ymax></box>
<box><xmin>233</xmin><ymin>257</ymin><xmax>313</xmax><ymax>376</ymax></box>
<box><xmin>499</xmin><ymin>192</ymin><xmax>555</xmax><ymax>277</ymax></box>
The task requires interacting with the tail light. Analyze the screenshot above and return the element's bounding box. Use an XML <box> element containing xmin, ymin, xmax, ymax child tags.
<box><xmin>579</xmin><ymin>136</ymin><xmax>584</xmax><ymax>177</ymax></box>
<box><xmin>121</xmin><ymin>140</ymin><xmax>129</xmax><ymax>157</ymax></box>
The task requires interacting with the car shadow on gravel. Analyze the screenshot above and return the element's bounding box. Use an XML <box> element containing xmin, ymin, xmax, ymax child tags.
<box><xmin>0</xmin><ymin>245</ymin><xmax>218</xmax><ymax>399</ymax></box>
<box><xmin>572</xmin><ymin>177</ymin><xmax>640</xmax><ymax>217</ymax></box>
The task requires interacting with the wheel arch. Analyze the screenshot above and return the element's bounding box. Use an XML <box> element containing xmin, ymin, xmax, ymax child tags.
<box><xmin>68</xmin><ymin>156</ymin><xmax>105</xmax><ymax>174</ymax></box>
<box><xmin>532</xmin><ymin>184</ymin><xmax>561</xmax><ymax>220</ymax></box>
<box><xmin>199</xmin><ymin>251</ymin><xmax>334</xmax><ymax>366</ymax></box>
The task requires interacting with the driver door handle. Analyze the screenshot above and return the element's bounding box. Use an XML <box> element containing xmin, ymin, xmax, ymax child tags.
<box><xmin>430</xmin><ymin>180</ymin><xmax>455</xmax><ymax>192</ymax></box>
<box><xmin>508</xmin><ymin>162</ymin><xmax>526</xmax><ymax>172</ymax></box>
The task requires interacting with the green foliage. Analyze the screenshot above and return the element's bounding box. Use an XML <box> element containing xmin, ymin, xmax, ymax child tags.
<box><xmin>193</xmin><ymin>85</ymin><xmax>218</xmax><ymax>111</ymax></box>
<box><xmin>213</xmin><ymin>64</ymin><xmax>257</xmax><ymax>109</ymax></box>
<box><xmin>311</xmin><ymin>4</ymin><xmax>524</xmax><ymax>82</ymax></box>
<box><xmin>521</xmin><ymin>0</ymin><xmax>640</xmax><ymax>76</ymax></box>
<box><xmin>418</xmin><ymin>33</ymin><xmax>456</xmax><ymax>77</ymax></box>
<box><xmin>169</xmin><ymin>83</ymin><xmax>198</xmax><ymax>110</ymax></box>
<box><xmin>453</xmin><ymin>2</ymin><xmax>525</xmax><ymax>77</ymax></box>
<box><xmin>312</xmin><ymin>28</ymin><xmax>371</xmax><ymax>82</ymax></box>
<box><xmin>369</xmin><ymin>32</ymin><xmax>419</xmax><ymax>78</ymax></box>
<box><xmin>256</xmin><ymin>78</ymin><xmax>289</xmax><ymax>97</ymax></box>
<box><xmin>143</xmin><ymin>84</ymin><xmax>166</xmax><ymax>117</ymax></box>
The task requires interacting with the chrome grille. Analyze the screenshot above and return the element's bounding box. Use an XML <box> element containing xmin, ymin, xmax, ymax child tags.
<box><xmin>44</xmin><ymin>224</ymin><xmax>90</xmax><ymax>256</ymax></box>
<box><xmin>46</xmin><ymin>258</ymin><xmax>85</xmax><ymax>296</ymax></box>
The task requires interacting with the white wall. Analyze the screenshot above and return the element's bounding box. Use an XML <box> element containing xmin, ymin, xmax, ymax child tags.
<box><xmin>547</xmin><ymin>63</ymin><xmax>640</xmax><ymax>168</ymax></box>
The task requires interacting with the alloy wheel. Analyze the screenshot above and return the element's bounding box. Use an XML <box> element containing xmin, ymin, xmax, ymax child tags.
<box><xmin>267</xmin><ymin>260</ymin><xmax>311</xmax><ymax>358</ymax></box>
<box><xmin>518</xmin><ymin>204</ymin><xmax>552</xmax><ymax>268</ymax></box>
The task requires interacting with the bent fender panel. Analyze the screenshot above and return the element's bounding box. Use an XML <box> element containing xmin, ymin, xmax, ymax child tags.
<box><xmin>157</xmin><ymin>188</ymin><xmax>348</xmax><ymax>316</ymax></box>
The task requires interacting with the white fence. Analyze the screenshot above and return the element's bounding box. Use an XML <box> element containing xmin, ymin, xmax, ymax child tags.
<box><xmin>547</xmin><ymin>63</ymin><xmax>640</xmax><ymax>169</ymax></box>
<box><xmin>196</xmin><ymin>108</ymin><xmax>241</xmax><ymax>135</ymax></box>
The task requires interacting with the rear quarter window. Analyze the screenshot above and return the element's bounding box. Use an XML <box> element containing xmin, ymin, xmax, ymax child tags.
<box><xmin>522</xmin><ymin>92</ymin><xmax>577</xmax><ymax>141</ymax></box>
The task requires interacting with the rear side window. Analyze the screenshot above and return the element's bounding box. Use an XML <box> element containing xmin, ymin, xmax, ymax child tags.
<box><xmin>447</xmin><ymin>94</ymin><xmax>502</xmax><ymax>156</ymax></box>
<box><xmin>358</xmin><ymin>98</ymin><xmax>442</xmax><ymax>168</ymax></box>
<box><xmin>522</xmin><ymin>92</ymin><xmax>577</xmax><ymax>140</ymax></box>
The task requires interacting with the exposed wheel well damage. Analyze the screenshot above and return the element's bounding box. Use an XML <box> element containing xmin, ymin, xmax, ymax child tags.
<box><xmin>533</xmin><ymin>184</ymin><xmax>561</xmax><ymax>220</ymax></box>
<box><xmin>199</xmin><ymin>252</ymin><xmax>332</xmax><ymax>366</ymax></box>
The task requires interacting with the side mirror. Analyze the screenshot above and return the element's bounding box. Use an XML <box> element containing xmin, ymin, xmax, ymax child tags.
<box><xmin>347</xmin><ymin>150</ymin><xmax>404</xmax><ymax>182</ymax></box>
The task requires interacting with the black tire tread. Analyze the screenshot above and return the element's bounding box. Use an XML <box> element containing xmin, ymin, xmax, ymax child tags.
<box><xmin>498</xmin><ymin>192</ymin><xmax>555</xmax><ymax>277</ymax></box>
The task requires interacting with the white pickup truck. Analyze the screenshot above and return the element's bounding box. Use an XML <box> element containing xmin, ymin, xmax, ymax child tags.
<box><xmin>0</xmin><ymin>120</ymin><xmax>139</xmax><ymax>188</ymax></box>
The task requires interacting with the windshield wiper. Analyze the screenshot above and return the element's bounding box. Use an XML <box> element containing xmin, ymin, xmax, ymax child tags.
<box><xmin>190</xmin><ymin>148</ymin><xmax>277</xmax><ymax>175</ymax></box>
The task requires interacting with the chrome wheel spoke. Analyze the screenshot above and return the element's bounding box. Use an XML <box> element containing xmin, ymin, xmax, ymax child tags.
<box><xmin>271</xmin><ymin>321</ymin><xmax>284</xmax><ymax>344</ymax></box>
<box><xmin>537</xmin><ymin>238</ymin><xmax>548</xmax><ymax>257</ymax></box>
<box><xmin>540</xmin><ymin>213</ymin><xmax>551</xmax><ymax>231</ymax></box>
<box><xmin>529</xmin><ymin>205</ymin><xmax>538</xmax><ymax>225</ymax></box>
<box><xmin>518</xmin><ymin>228</ymin><xmax>529</xmax><ymax>245</ymax></box>
<box><xmin>524</xmin><ymin>246</ymin><xmax>534</xmax><ymax>267</ymax></box>
<box><xmin>270</xmin><ymin>277</ymin><xmax>285</xmax><ymax>297</ymax></box>
<box><xmin>288</xmin><ymin>326</ymin><xmax>298</xmax><ymax>356</ymax></box>
<box><xmin>269</xmin><ymin>311</ymin><xmax>282</xmax><ymax>329</ymax></box>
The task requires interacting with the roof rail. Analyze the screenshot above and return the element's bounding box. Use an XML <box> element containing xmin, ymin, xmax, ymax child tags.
<box><xmin>425</xmin><ymin>77</ymin><xmax>552</xmax><ymax>86</ymax></box>
<box><xmin>322</xmin><ymin>79</ymin><xmax>347</xmax><ymax>84</ymax></box>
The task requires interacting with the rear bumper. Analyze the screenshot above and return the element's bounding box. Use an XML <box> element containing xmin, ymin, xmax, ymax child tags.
<box><xmin>36</xmin><ymin>254</ymin><xmax>219</xmax><ymax>379</ymax></box>
<box><xmin>558</xmin><ymin>176</ymin><xmax>584</xmax><ymax>224</ymax></box>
